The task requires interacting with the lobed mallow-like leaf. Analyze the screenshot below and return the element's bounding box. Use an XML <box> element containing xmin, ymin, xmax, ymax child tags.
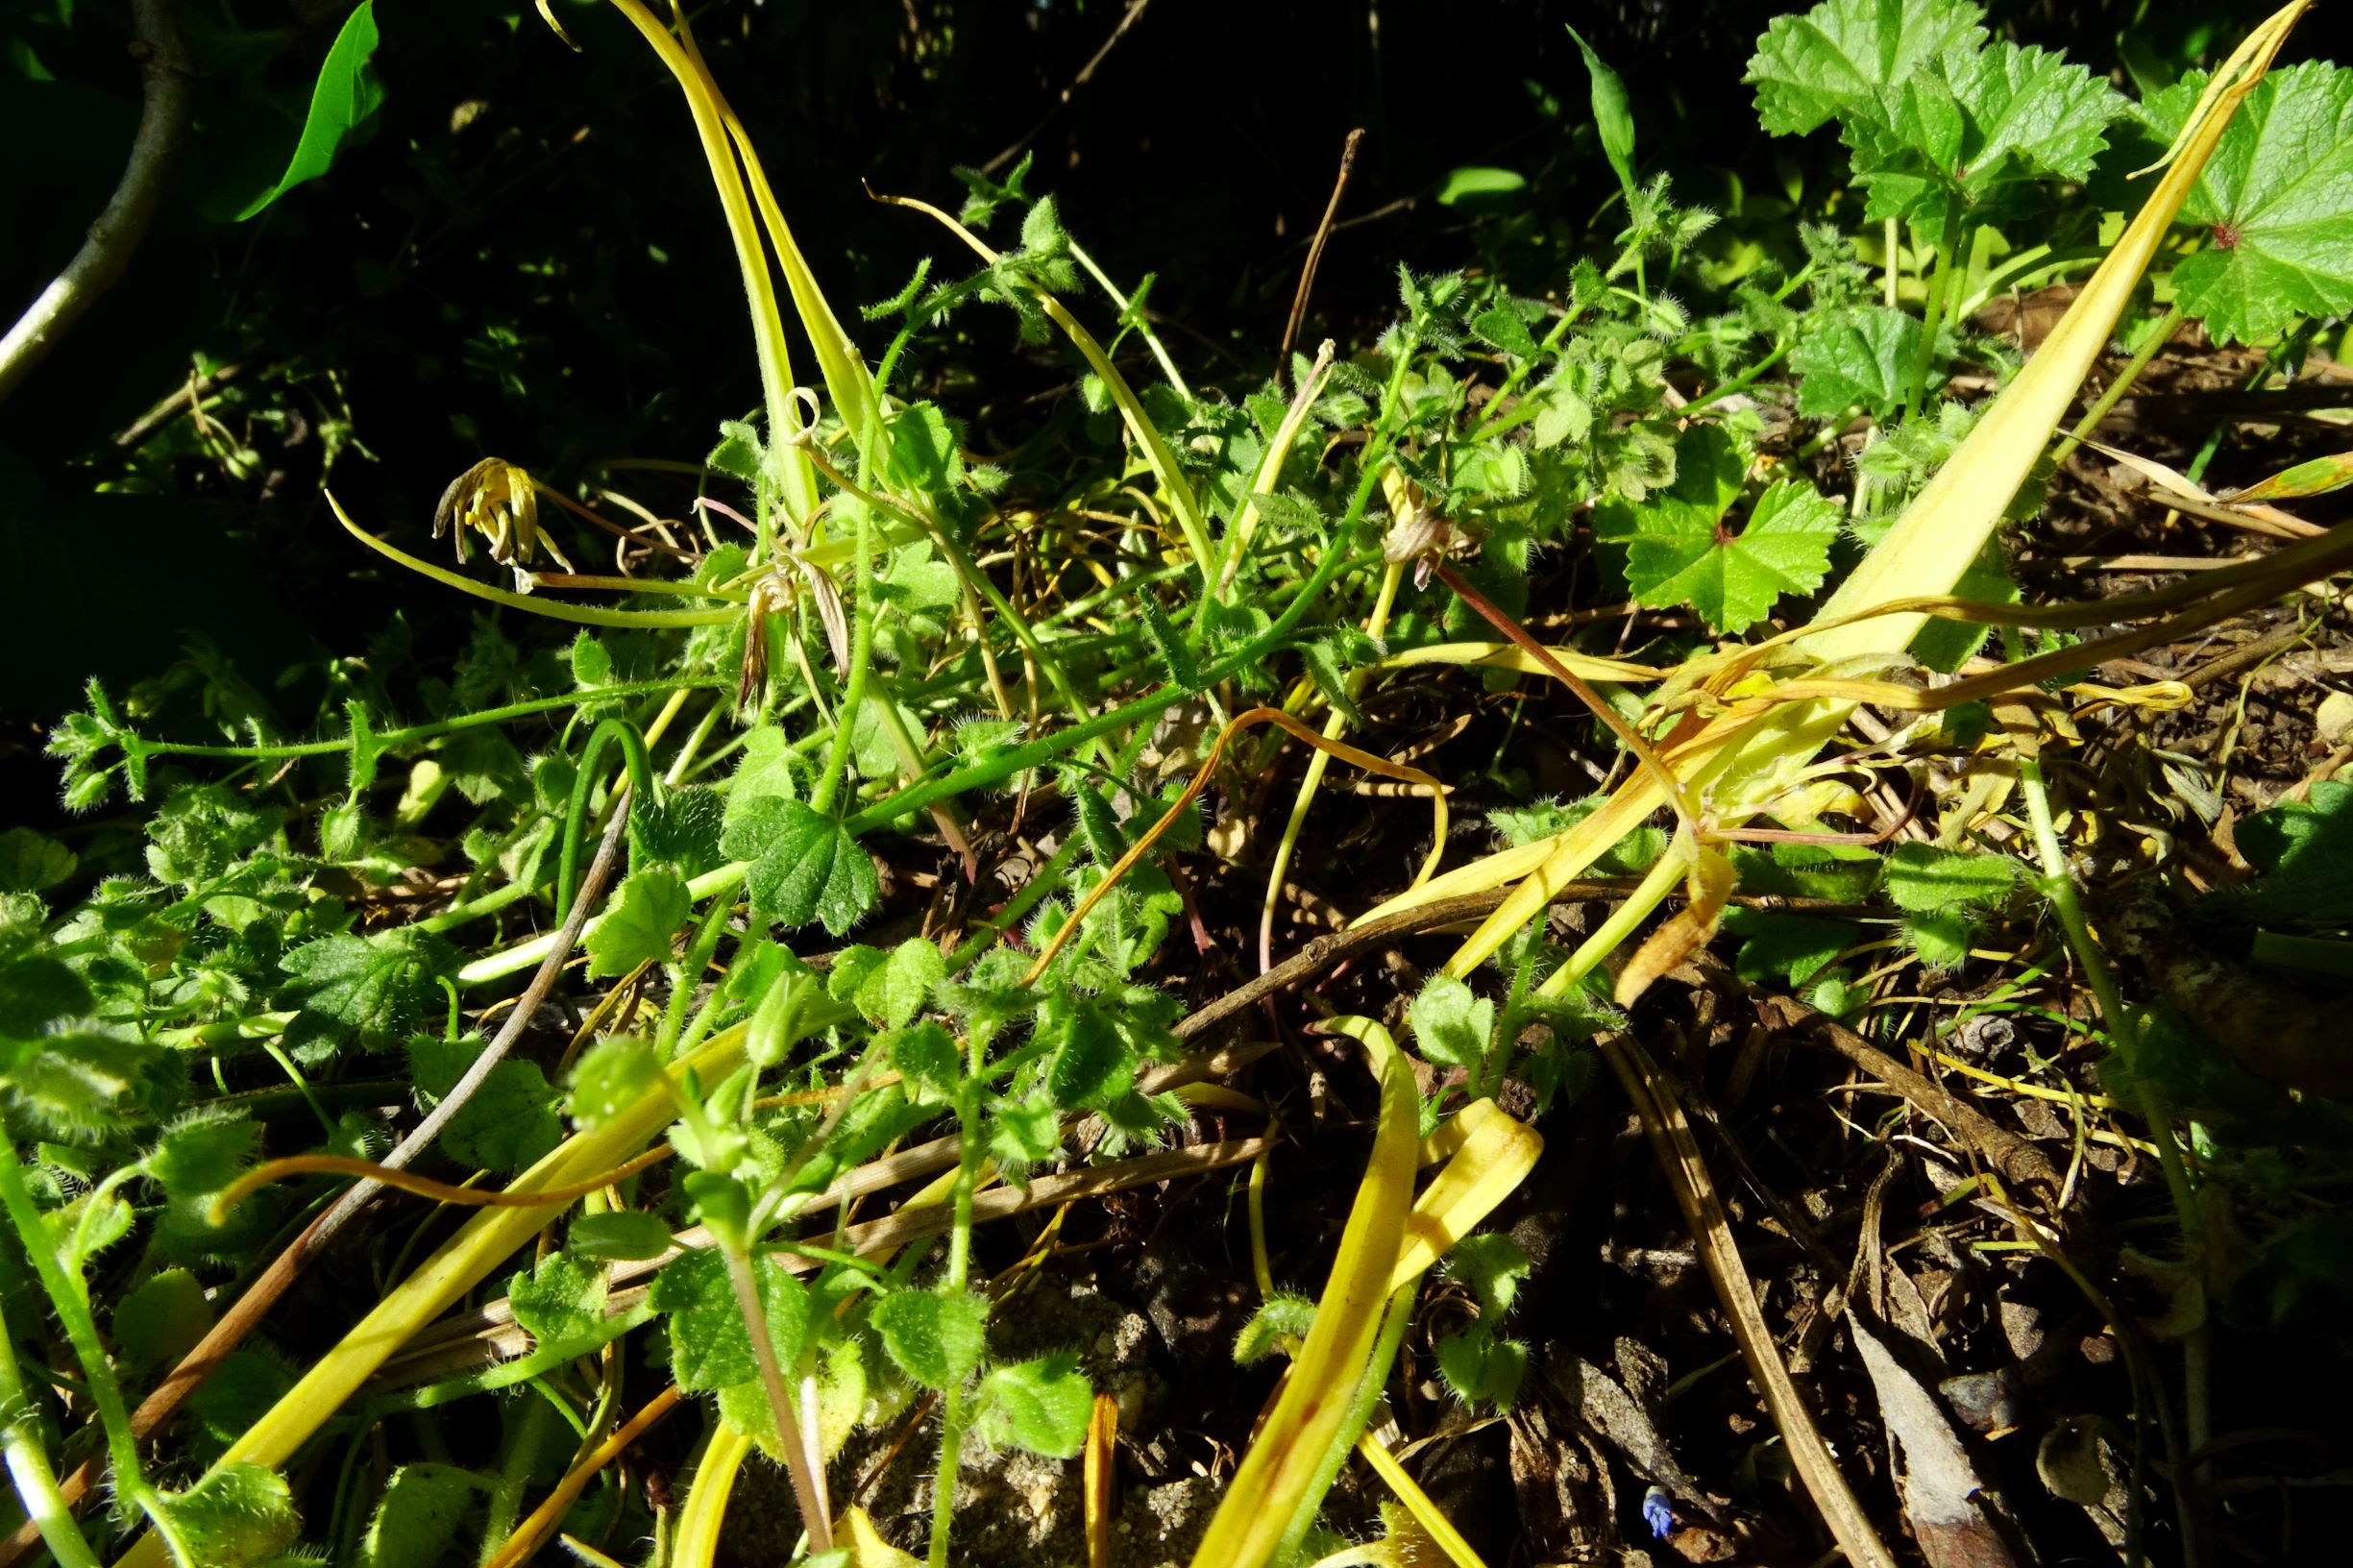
<box><xmin>2139</xmin><ymin>59</ymin><xmax>2353</xmax><ymax>344</ymax></box>
<box><xmin>278</xmin><ymin>929</ymin><xmax>457</xmax><ymax>1062</ymax></box>
<box><xmin>1593</xmin><ymin>425</ymin><xmax>1840</xmax><ymax>635</ymax></box>
<box><xmin>1790</xmin><ymin>306</ymin><xmax>1924</xmax><ymax>419</ymax></box>
<box><xmin>1843</xmin><ymin>40</ymin><xmax>2126</xmax><ymax>231</ymax></box>
<box><xmin>1746</xmin><ymin>0</ymin><xmax>1987</xmax><ymax>136</ymax></box>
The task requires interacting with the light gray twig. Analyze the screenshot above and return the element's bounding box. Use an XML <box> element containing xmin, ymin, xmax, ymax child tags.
<box><xmin>0</xmin><ymin>0</ymin><xmax>191</xmax><ymax>404</ymax></box>
<box><xmin>306</xmin><ymin>790</ymin><xmax>634</xmax><ymax>1256</ymax></box>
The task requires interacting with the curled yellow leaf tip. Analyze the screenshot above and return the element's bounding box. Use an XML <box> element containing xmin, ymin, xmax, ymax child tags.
<box><xmin>535</xmin><ymin>0</ymin><xmax>580</xmax><ymax>51</ymax></box>
<box><xmin>2124</xmin><ymin>0</ymin><xmax>2311</xmax><ymax>178</ymax></box>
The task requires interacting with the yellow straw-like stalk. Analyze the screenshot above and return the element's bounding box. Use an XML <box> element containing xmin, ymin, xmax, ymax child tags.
<box><xmin>1354</xmin><ymin>0</ymin><xmax>2313</xmax><ymax>980</ymax></box>
<box><xmin>110</xmin><ymin>1027</ymin><xmax>750</xmax><ymax>1568</ymax></box>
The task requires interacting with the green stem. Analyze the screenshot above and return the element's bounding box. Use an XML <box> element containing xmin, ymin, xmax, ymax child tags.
<box><xmin>0</xmin><ymin>1146</ymin><xmax>192</xmax><ymax>1564</ymax></box>
<box><xmin>926</xmin><ymin>1384</ymin><xmax>969</xmax><ymax>1568</ymax></box>
<box><xmin>841</xmin><ymin>534</ymin><xmax>1370</xmax><ymax>838</ymax></box>
<box><xmin>558</xmin><ymin>720</ymin><xmax>655</xmax><ymax>922</ymax></box>
<box><xmin>1271</xmin><ymin>1279</ymin><xmax>1419</xmax><ymax>1564</ymax></box>
<box><xmin>813</xmin><ymin>495</ymin><xmax>880</xmax><ymax>818</ymax></box>
<box><xmin>479</xmin><ymin>1390</ymin><xmax>557</xmax><ymax>1557</ymax></box>
<box><xmin>0</xmin><ymin>1285</ymin><xmax>102</xmax><ymax>1568</ymax></box>
<box><xmin>258</xmin><ymin>1040</ymin><xmax>337</xmax><ymax>1138</ymax></box>
<box><xmin>2011</xmin><ymin>729</ymin><xmax>2211</xmax><ymax>1524</ymax></box>
<box><xmin>1070</xmin><ymin>240</ymin><xmax>1190</xmax><ymax>400</ymax></box>
<box><xmin>374</xmin><ymin>1308</ymin><xmax>657</xmax><ymax>1415</ymax></box>
<box><xmin>411</xmin><ymin>875</ymin><xmax>536</xmax><ymax>935</ymax></box>
<box><xmin>125</xmin><ymin>680</ymin><xmax>727</xmax><ymax>764</ymax></box>
<box><xmin>720</xmin><ymin>1245</ymin><xmax>832</xmax><ymax>1555</ymax></box>
<box><xmin>795</xmin><ymin>440</ymin><xmax>1097</xmax><ymax>748</ymax></box>
<box><xmin>926</xmin><ymin>522</ymin><xmax>1095</xmax><ymax>740</ymax></box>
<box><xmin>2050</xmin><ymin>302</ymin><xmax>2185</xmax><ymax>471</ymax></box>
<box><xmin>660</xmin><ymin>894</ymin><xmax>738</xmax><ymax>1061</ymax></box>
<box><xmin>1682</xmin><ymin>337</ymin><xmax>1794</xmax><ymax>414</ymax></box>
<box><xmin>1903</xmin><ymin>206</ymin><xmax>1967</xmax><ymax>424</ymax></box>
<box><xmin>945</xmin><ymin>835</ymin><xmax>1084</xmax><ymax>973</ymax></box>
<box><xmin>1950</xmin><ymin>243</ymin><xmax>2109</xmax><ymax>325</ymax></box>
<box><xmin>1467</xmin><ymin>305</ymin><xmax>1583</xmax><ymax>438</ymax></box>
<box><xmin>922</xmin><ymin>1054</ymin><xmax>991</xmax><ymax>1568</ymax></box>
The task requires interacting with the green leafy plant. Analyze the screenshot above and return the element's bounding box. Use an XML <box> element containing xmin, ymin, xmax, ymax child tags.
<box><xmin>5</xmin><ymin>1</ymin><xmax>2351</xmax><ymax>1565</ymax></box>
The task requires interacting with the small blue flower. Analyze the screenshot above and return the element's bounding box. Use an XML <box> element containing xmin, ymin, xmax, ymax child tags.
<box><xmin>1641</xmin><ymin>1485</ymin><xmax>1675</xmax><ymax>1540</ymax></box>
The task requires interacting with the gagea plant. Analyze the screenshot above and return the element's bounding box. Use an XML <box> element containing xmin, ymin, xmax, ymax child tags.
<box><xmin>5</xmin><ymin>1</ymin><xmax>2351</xmax><ymax>1565</ymax></box>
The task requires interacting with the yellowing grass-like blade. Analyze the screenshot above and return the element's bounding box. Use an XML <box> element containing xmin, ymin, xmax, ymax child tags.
<box><xmin>1387</xmin><ymin>1100</ymin><xmax>1541</xmax><ymax>1292</ymax></box>
<box><xmin>1808</xmin><ymin>0</ymin><xmax>2312</xmax><ymax>665</ymax></box>
<box><xmin>873</xmin><ymin>191</ymin><xmax>1219</xmax><ymax>577</ymax></box>
<box><xmin>1612</xmin><ymin>841</ymin><xmax>1732</xmax><ymax>1007</ymax></box>
<box><xmin>600</xmin><ymin>0</ymin><xmax>820</xmax><ymax>524</ymax></box>
<box><xmin>110</xmin><ymin>1026</ymin><xmax>751</xmax><ymax>1568</ymax></box>
<box><xmin>667</xmin><ymin>2</ymin><xmax>878</xmax><ymax>447</ymax></box>
<box><xmin>1376</xmin><ymin>642</ymin><xmax>1665</xmax><ymax>683</ymax></box>
<box><xmin>1188</xmin><ymin>1019</ymin><xmax>1418</xmax><ymax>1568</ymax></box>
<box><xmin>1357</xmin><ymin>1435</ymin><xmax>1490</xmax><ymax>1568</ymax></box>
<box><xmin>1215</xmin><ymin>340</ymin><xmax>1336</xmax><ymax>598</ymax></box>
<box><xmin>2227</xmin><ymin>449</ymin><xmax>2353</xmax><ymax>504</ymax></box>
<box><xmin>1354</xmin><ymin>0</ymin><xmax>2312</xmax><ymax>986</ymax></box>
<box><xmin>669</xmin><ymin>1424</ymin><xmax>757</xmax><ymax>1568</ymax></box>
<box><xmin>1358</xmin><ymin>759</ymin><xmax>1669</xmax><ymax>972</ymax></box>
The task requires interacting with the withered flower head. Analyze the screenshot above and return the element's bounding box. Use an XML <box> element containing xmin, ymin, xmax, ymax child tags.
<box><xmin>433</xmin><ymin>457</ymin><xmax>576</xmax><ymax>577</ymax></box>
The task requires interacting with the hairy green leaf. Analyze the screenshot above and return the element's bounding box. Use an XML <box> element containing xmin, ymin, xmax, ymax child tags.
<box><xmin>508</xmin><ymin>1251</ymin><xmax>608</xmax><ymax>1347</ymax></box>
<box><xmin>974</xmin><ymin>1352</ymin><xmax>1093</xmax><ymax>1458</ymax></box>
<box><xmin>1409</xmin><ymin>973</ymin><xmax>1494</xmax><ymax>1072</ymax></box>
<box><xmin>632</xmin><ymin>785</ymin><xmax>727</xmax><ymax>877</ymax></box>
<box><xmin>1442</xmin><ymin>1233</ymin><xmax>1532</xmax><ymax>1319</ymax></box>
<box><xmin>280</xmin><ymin>929</ymin><xmax>457</xmax><ymax>1061</ymax></box>
<box><xmin>722</xmin><ymin>796</ymin><xmax>878</xmax><ymax>937</ymax></box>
<box><xmin>2219</xmin><ymin>779</ymin><xmax>2353</xmax><ymax>927</ymax></box>
<box><xmin>1746</xmin><ymin>0</ymin><xmax>1986</xmax><ymax>136</ymax></box>
<box><xmin>1567</xmin><ymin>25</ymin><xmax>1639</xmax><ymax>203</ymax></box>
<box><xmin>567</xmin><ymin>1035</ymin><xmax>663</xmax><ymax>1131</ymax></box>
<box><xmin>650</xmin><ymin>1249</ymin><xmax>811</xmax><ymax>1393</ymax></box>
<box><xmin>568</xmin><ymin>1210</ymin><xmax>675</xmax><ymax>1262</ymax></box>
<box><xmin>871</xmin><ymin>1287</ymin><xmax>988</xmax><ymax>1390</ymax></box>
<box><xmin>1882</xmin><ymin>842</ymin><xmax>2019</xmax><ymax>912</ymax></box>
<box><xmin>0</xmin><ymin>827</ymin><xmax>76</xmax><ymax>894</ymax></box>
<box><xmin>1434</xmin><ymin>1324</ymin><xmax>1528</xmax><ymax>1409</ymax></box>
<box><xmin>585</xmin><ymin>864</ymin><xmax>691</xmax><ymax>978</ymax></box>
<box><xmin>112</xmin><ymin>1266</ymin><xmax>215</xmax><ymax>1372</ymax></box>
<box><xmin>358</xmin><ymin>1463</ymin><xmax>483</xmax><ymax>1568</ymax></box>
<box><xmin>854</xmin><ymin>939</ymin><xmax>945</xmax><ymax>1031</ymax></box>
<box><xmin>1791</xmin><ymin>306</ymin><xmax>1922</xmax><ymax>419</ymax></box>
<box><xmin>162</xmin><ymin>1461</ymin><xmax>302</xmax><ymax>1568</ymax></box>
